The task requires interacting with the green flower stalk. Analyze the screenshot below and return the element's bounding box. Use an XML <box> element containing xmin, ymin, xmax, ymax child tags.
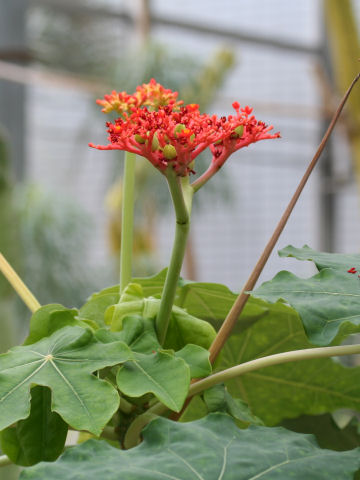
<box><xmin>119</xmin><ymin>152</ymin><xmax>136</xmax><ymax>294</ymax></box>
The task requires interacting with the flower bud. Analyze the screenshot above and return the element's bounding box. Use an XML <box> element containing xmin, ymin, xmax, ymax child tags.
<box><xmin>234</xmin><ymin>125</ymin><xmax>244</xmax><ymax>137</ymax></box>
<box><xmin>134</xmin><ymin>134</ymin><xmax>146</xmax><ymax>144</ymax></box>
<box><xmin>163</xmin><ymin>144</ymin><xmax>177</xmax><ymax>159</ymax></box>
<box><xmin>151</xmin><ymin>133</ymin><xmax>160</xmax><ymax>151</ymax></box>
<box><xmin>174</xmin><ymin>123</ymin><xmax>186</xmax><ymax>137</ymax></box>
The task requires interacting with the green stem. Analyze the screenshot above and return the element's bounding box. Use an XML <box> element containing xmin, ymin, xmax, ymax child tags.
<box><xmin>0</xmin><ymin>252</ymin><xmax>41</xmax><ymax>313</ymax></box>
<box><xmin>156</xmin><ymin>171</ymin><xmax>193</xmax><ymax>345</ymax></box>
<box><xmin>190</xmin><ymin>343</ymin><xmax>360</xmax><ymax>396</ymax></box>
<box><xmin>124</xmin><ymin>343</ymin><xmax>360</xmax><ymax>446</ymax></box>
<box><xmin>0</xmin><ymin>455</ymin><xmax>12</xmax><ymax>467</ymax></box>
<box><xmin>124</xmin><ymin>402</ymin><xmax>168</xmax><ymax>449</ymax></box>
<box><xmin>119</xmin><ymin>152</ymin><xmax>136</xmax><ymax>295</ymax></box>
<box><xmin>119</xmin><ymin>396</ymin><xmax>135</xmax><ymax>414</ymax></box>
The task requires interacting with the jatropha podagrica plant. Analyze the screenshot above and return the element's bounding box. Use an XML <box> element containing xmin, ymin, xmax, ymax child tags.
<box><xmin>0</xmin><ymin>77</ymin><xmax>360</xmax><ymax>479</ymax></box>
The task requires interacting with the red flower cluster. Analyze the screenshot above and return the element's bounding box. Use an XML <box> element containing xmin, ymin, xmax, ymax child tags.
<box><xmin>90</xmin><ymin>81</ymin><xmax>280</xmax><ymax>178</ymax></box>
<box><xmin>96</xmin><ymin>79</ymin><xmax>183</xmax><ymax>114</ymax></box>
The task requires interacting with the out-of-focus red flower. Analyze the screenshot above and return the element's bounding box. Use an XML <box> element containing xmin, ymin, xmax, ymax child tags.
<box><xmin>90</xmin><ymin>82</ymin><xmax>280</xmax><ymax>177</ymax></box>
<box><xmin>207</xmin><ymin>102</ymin><xmax>280</xmax><ymax>170</ymax></box>
<box><xmin>96</xmin><ymin>79</ymin><xmax>183</xmax><ymax>114</ymax></box>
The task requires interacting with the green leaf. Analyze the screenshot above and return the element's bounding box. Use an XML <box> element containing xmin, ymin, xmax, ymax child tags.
<box><xmin>179</xmin><ymin>395</ymin><xmax>209</xmax><ymax>422</ymax></box>
<box><xmin>282</xmin><ymin>413</ymin><xmax>360</xmax><ymax>452</ymax></box>
<box><xmin>165</xmin><ymin>304</ymin><xmax>216</xmax><ymax>350</ymax></box>
<box><xmin>175</xmin><ymin>344</ymin><xmax>211</xmax><ymax>378</ymax></box>
<box><xmin>23</xmin><ymin>305</ymin><xmax>89</xmax><ymax>345</ymax></box>
<box><xmin>1</xmin><ymin>386</ymin><xmax>68</xmax><ymax>466</ymax></box>
<box><xmin>175</xmin><ymin>280</ymin><xmax>269</xmax><ymax>329</ymax></box>
<box><xmin>20</xmin><ymin>414</ymin><xmax>360</xmax><ymax>480</ymax></box>
<box><xmin>135</xmin><ymin>273</ymin><xmax>269</xmax><ymax>333</ymax></box>
<box><xmin>219</xmin><ymin>301</ymin><xmax>360</xmax><ymax>425</ymax></box>
<box><xmin>96</xmin><ymin>316</ymin><xmax>160</xmax><ymax>354</ymax></box>
<box><xmin>133</xmin><ymin>268</ymin><xmax>168</xmax><ymax>297</ymax></box>
<box><xmin>251</xmin><ymin>269</ymin><xmax>360</xmax><ymax>345</ymax></box>
<box><xmin>116</xmin><ymin>351</ymin><xmax>190</xmax><ymax>411</ymax></box>
<box><xmin>279</xmin><ymin>244</ymin><xmax>360</xmax><ymax>272</ymax></box>
<box><xmin>78</xmin><ymin>288</ymin><xmax>120</xmax><ymax>328</ymax></box>
<box><xmin>107</xmin><ymin>283</ymin><xmax>216</xmax><ymax>351</ymax></box>
<box><xmin>0</xmin><ymin>326</ymin><xmax>132</xmax><ymax>435</ymax></box>
<box><xmin>203</xmin><ymin>384</ymin><xmax>263</xmax><ymax>426</ymax></box>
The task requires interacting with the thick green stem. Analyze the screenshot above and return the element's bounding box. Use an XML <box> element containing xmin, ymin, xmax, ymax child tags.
<box><xmin>124</xmin><ymin>402</ymin><xmax>167</xmax><ymax>449</ymax></box>
<box><xmin>156</xmin><ymin>171</ymin><xmax>193</xmax><ymax>345</ymax></box>
<box><xmin>0</xmin><ymin>252</ymin><xmax>40</xmax><ymax>313</ymax></box>
<box><xmin>125</xmin><ymin>343</ymin><xmax>360</xmax><ymax>447</ymax></box>
<box><xmin>119</xmin><ymin>152</ymin><xmax>136</xmax><ymax>295</ymax></box>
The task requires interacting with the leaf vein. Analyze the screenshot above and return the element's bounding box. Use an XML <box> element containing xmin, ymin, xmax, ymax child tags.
<box><xmin>167</xmin><ymin>448</ymin><xmax>205</xmax><ymax>480</ymax></box>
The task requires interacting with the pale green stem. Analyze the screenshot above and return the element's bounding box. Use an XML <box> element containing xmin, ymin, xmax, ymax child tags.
<box><xmin>190</xmin><ymin>343</ymin><xmax>360</xmax><ymax>395</ymax></box>
<box><xmin>155</xmin><ymin>171</ymin><xmax>194</xmax><ymax>345</ymax></box>
<box><xmin>0</xmin><ymin>455</ymin><xmax>12</xmax><ymax>467</ymax></box>
<box><xmin>0</xmin><ymin>252</ymin><xmax>41</xmax><ymax>313</ymax></box>
<box><xmin>119</xmin><ymin>152</ymin><xmax>136</xmax><ymax>295</ymax></box>
<box><xmin>119</xmin><ymin>395</ymin><xmax>135</xmax><ymax>414</ymax></box>
<box><xmin>124</xmin><ymin>343</ymin><xmax>360</xmax><ymax>447</ymax></box>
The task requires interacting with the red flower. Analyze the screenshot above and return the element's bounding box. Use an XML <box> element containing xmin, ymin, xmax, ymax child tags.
<box><xmin>96</xmin><ymin>78</ymin><xmax>183</xmax><ymax>114</ymax></box>
<box><xmin>90</xmin><ymin>82</ymin><xmax>280</xmax><ymax>179</ymax></box>
<box><xmin>90</xmin><ymin>104</ymin><xmax>217</xmax><ymax>175</ymax></box>
<box><xmin>203</xmin><ymin>102</ymin><xmax>280</xmax><ymax>174</ymax></box>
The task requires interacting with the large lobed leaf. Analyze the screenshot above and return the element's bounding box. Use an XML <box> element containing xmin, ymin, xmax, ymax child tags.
<box><xmin>0</xmin><ymin>326</ymin><xmax>132</xmax><ymax>435</ymax></box>
<box><xmin>117</xmin><ymin>351</ymin><xmax>190</xmax><ymax>412</ymax></box>
<box><xmin>20</xmin><ymin>414</ymin><xmax>360</xmax><ymax>480</ymax></box>
<box><xmin>252</xmin><ymin>268</ymin><xmax>360</xmax><ymax>345</ymax></box>
<box><xmin>96</xmin><ymin>316</ymin><xmax>210</xmax><ymax>411</ymax></box>
<box><xmin>279</xmin><ymin>244</ymin><xmax>360</xmax><ymax>272</ymax></box>
<box><xmin>219</xmin><ymin>301</ymin><xmax>360</xmax><ymax>426</ymax></box>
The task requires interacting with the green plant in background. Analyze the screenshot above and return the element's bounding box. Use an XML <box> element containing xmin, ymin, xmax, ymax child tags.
<box><xmin>15</xmin><ymin>186</ymin><xmax>106</xmax><ymax>311</ymax></box>
<box><xmin>0</xmin><ymin>77</ymin><xmax>360</xmax><ymax>479</ymax></box>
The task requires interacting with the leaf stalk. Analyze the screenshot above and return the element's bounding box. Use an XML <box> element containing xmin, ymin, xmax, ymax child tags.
<box><xmin>0</xmin><ymin>252</ymin><xmax>41</xmax><ymax>313</ymax></box>
<box><xmin>125</xmin><ymin>343</ymin><xmax>360</xmax><ymax>447</ymax></box>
